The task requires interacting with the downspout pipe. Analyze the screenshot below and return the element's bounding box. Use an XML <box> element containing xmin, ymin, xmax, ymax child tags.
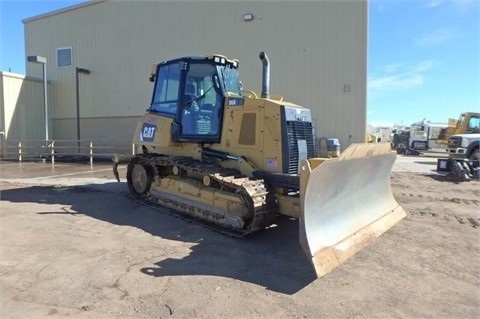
<box><xmin>259</xmin><ymin>52</ymin><xmax>270</xmax><ymax>99</ymax></box>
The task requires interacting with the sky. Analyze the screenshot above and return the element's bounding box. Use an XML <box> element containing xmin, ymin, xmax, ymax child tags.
<box><xmin>0</xmin><ymin>0</ymin><xmax>479</xmax><ymax>127</ymax></box>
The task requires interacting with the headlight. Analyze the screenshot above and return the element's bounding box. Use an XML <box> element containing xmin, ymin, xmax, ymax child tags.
<box><xmin>461</xmin><ymin>138</ymin><xmax>469</xmax><ymax>147</ymax></box>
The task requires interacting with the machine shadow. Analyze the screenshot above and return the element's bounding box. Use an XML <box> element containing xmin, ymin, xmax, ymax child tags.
<box><xmin>0</xmin><ymin>182</ymin><xmax>317</xmax><ymax>294</ymax></box>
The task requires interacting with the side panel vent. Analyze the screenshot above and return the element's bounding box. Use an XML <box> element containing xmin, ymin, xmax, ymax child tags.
<box><xmin>56</xmin><ymin>47</ymin><xmax>73</xmax><ymax>68</ymax></box>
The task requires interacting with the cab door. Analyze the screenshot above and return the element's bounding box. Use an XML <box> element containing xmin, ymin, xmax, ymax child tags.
<box><xmin>176</xmin><ymin>62</ymin><xmax>224</xmax><ymax>143</ymax></box>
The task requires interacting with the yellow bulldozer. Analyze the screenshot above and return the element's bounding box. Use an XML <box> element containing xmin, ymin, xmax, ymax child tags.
<box><xmin>113</xmin><ymin>52</ymin><xmax>405</xmax><ymax>278</ymax></box>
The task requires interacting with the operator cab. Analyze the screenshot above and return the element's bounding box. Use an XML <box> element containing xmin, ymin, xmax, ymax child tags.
<box><xmin>457</xmin><ymin>113</ymin><xmax>480</xmax><ymax>134</ymax></box>
<box><xmin>148</xmin><ymin>55</ymin><xmax>241</xmax><ymax>143</ymax></box>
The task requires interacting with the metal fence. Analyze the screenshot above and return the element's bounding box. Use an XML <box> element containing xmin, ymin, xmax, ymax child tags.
<box><xmin>0</xmin><ymin>139</ymin><xmax>134</xmax><ymax>165</ymax></box>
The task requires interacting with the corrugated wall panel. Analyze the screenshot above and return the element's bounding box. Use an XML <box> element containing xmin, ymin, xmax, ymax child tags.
<box><xmin>0</xmin><ymin>75</ymin><xmax>4</xmax><ymax>134</ymax></box>
<box><xmin>24</xmin><ymin>0</ymin><xmax>367</xmax><ymax>147</ymax></box>
<box><xmin>0</xmin><ymin>72</ymin><xmax>50</xmax><ymax>140</ymax></box>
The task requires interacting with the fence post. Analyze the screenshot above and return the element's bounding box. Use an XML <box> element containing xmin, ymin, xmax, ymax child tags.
<box><xmin>18</xmin><ymin>142</ymin><xmax>22</xmax><ymax>163</ymax></box>
<box><xmin>89</xmin><ymin>141</ymin><xmax>93</xmax><ymax>166</ymax></box>
<box><xmin>0</xmin><ymin>132</ymin><xmax>4</xmax><ymax>159</ymax></box>
<box><xmin>51</xmin><ymin>141</ymin><xmax>55</xmax><ymax>166</ymax></box>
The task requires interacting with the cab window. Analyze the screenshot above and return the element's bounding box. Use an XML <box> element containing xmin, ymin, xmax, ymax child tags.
<box><xmin>180</xmin><ymin>63</ymin><xmax>223</xmax><ymax>137</ymax></box>
<box><xmin>468</xmin><ymin>116</ymin><xmax>479</xmax><ymax>129</ymax></box>
<box><xmin>150</xmin><ymin>63</ymin><xmax>180</xmax><ymax>115</ymax></box>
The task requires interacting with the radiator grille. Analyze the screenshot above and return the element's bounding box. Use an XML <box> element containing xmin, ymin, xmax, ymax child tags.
<box><xmin>285</xmin><ymin>121</ymin><xmax>315</xmax><ymax>174</ymax></box>
<box><xmin>448</xmin><ymin>136</ymin><xmax>461</xmax><ymax>148</ymax></box>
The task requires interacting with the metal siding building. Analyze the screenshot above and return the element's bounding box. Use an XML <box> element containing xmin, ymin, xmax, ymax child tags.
<box><xmin>0</xmin><ymin>72</ymin><xmax>50</xmax><ymax>140</ymax></box>
<box><xmin>23</xmin><ymin>0</ymin><xmax>367</xmax><ymax>148</ymax></box>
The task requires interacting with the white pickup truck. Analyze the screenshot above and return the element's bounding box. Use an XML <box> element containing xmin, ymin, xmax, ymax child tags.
<box><xmin>446</xmin><ymin>133</ymin><xmax>480</xmax><ymax>161</ymax></box>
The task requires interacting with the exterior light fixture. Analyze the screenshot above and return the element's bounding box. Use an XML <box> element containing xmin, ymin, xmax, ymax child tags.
<box><xmin>243</xmin><ymin>13</ymin><xmax>254</xmax><ymax>21</ymax></box>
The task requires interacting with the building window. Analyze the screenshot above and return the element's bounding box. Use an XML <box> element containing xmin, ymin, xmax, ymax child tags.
<box><xmin>56</xmin><ymin>47</ymin><xmax>73</xmax><ymax>68</ymax></box>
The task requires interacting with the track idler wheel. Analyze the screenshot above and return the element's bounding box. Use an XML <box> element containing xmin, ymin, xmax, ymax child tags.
<box><xmin>127</xmin><ymin>157</ymin><xmax>154</xmax><ymax>198</ymax></box>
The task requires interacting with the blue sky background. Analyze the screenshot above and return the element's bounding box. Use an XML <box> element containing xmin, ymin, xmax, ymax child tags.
<box><xmin>1</xmin><ymin>0</ymin><xmax>478</xmax><ymax>126</ymax></box>
<box><xmin>368</xmin><ymin>0</ymin><xmax>479</xmax><ymax>126</ymax></box>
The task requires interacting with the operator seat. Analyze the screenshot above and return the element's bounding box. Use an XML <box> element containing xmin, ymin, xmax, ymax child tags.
<box><xmin>200</xmin><ymin>103</ymin><xmax>219</xmax><ymax>134</ymax></box>
<box><xmin>182</xmin><ymin>83</ymin><xmax>198</xmax><ymax>135</ymax></box>
<box><xmin>184</xmin><ymin>83</ymin><xmax>197</xmax><ymax>108</ymax></box>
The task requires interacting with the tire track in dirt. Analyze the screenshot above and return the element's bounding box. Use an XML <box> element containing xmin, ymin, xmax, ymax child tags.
<box><xmin>405</xmin><ymin>211</ymin><xmax>480</xmax><ymax>228</ymax></box>
<box><xmin>394</xmin><ymin>188</ymin><xmax>480</xmax><ymax>228</ymax></box>
<box><xmin>396</xmin><ymin>192</ymin><xmax>480</xmax><ymax>206</ymax></box>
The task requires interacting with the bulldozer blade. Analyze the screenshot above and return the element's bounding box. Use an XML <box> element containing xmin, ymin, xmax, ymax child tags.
<box><xmin>299</xmin><ymin>143</ymin><xmax>405</xmax><ymax>278</ymax></box>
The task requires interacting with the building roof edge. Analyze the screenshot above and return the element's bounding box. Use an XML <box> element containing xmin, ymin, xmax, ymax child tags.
<box><xmin>22</xmin><ymin>0</ymin><xmax>108</xmax><ymax>24</ymax></box>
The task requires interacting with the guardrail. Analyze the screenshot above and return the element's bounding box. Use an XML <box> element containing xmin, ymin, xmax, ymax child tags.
<box><xmin>0</xmin><ymin>139</ymin><xmax>135</xmax><ymax>165</ymax></box>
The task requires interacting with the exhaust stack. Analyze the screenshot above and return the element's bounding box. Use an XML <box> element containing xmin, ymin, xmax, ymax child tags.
<box><xmin>259</xmin><ymin>52</ymin><xmax>270</xmax><ymax>99</ymax></box>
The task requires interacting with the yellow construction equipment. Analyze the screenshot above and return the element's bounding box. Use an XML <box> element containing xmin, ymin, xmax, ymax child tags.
<box><xmin>113</xmin><ymin>52</ymin><xmax>405</xmax><ymax>277</ymax></box>
<box><xmin>437</xmin><ymin>112</ymin><xmax>480</xmax><ymax>145</ymax></box>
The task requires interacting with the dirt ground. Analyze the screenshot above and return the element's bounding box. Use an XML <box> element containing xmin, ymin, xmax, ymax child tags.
<box><xmin>0</xmin><ymin>169</ymin><xmax>479</xmax><ymax>318</ymax></box>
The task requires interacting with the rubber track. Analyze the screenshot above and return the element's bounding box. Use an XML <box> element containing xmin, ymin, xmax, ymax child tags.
<box><xmin>129</xmin><ymin>154</ymin><xmax>277</xmax><ymax>237</ymax></box>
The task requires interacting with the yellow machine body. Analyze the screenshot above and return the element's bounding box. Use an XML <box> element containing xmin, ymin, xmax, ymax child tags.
<box><xmin>116</xmin><ymin>53</ymin><xmax>405</xmax><ymax>278</ymax></box>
